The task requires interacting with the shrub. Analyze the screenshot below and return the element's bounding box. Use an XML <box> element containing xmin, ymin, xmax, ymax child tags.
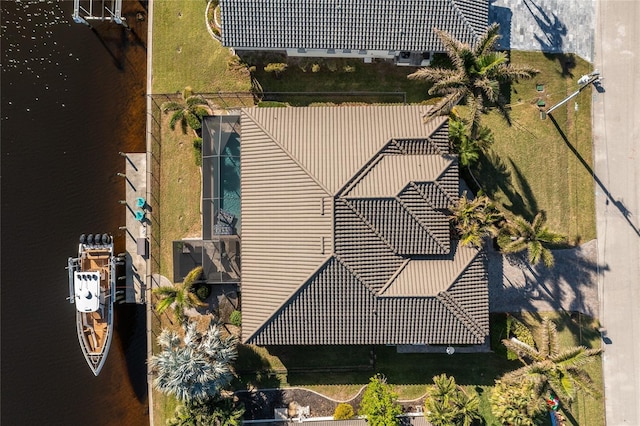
<box><xmin>311</xmin><ymin>63</ymin><xmax>321</xmax><ymax>73</ymax></box>
<box><xmin>264</xmin><ymin>62</ymin><xmax>288</xmax><ymax>77</ymax></box>
<box><xmin>230</xmin><ymin>310</ymin><xmax>242</xmax><ymax>326</ymax></box>
<box><xmin>257</xmin><ymin>101</ymin><xmax>289</xmax><ymax>108</ymax></box>
<box><xmin>194</xmin><ymin>284</ymin><xmax>211</xmax><ymax>302</ymax></box>
<box><xmin>193</xmin><ymin>137</ymin><xmax>202</xmax><ymax>166</ymax></box>
<box><xmin>505</xmin><ymin>315</ymin><xmax>535</xmax><ymax>360</ymax></box>
<box><xmin>334</xmin><ymin>403</ymin><xmax>355</xmax><ymax>420</ymax></box>
<box><xmin>343</xmin><ymin>64</ymin><xmax>356</xmax><ymax>73</ymax></box>
<box><xmin>326</xmin><ymin>60</ymin><xmax>338</xmax><ymax>72</ymax></box>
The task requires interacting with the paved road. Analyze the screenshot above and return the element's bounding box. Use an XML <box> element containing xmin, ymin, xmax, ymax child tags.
<box><xmin>592</xmin><ymin>1</ymin><xmax>640</xmax><ymax>424</ymax></box>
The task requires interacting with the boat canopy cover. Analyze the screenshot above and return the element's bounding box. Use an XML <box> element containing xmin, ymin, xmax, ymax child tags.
<box><xmin>74</xmin><ymin>271</ymin><xmax>100</xmax><ymax>312</ymax></box>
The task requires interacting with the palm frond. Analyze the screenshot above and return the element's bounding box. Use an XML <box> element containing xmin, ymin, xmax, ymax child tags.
<box><xmin>473</xmin><ymin>23</ymin><xmax>501</xmax><ymax>56</ymax></box>
<box><xmin>423</xmin><ymin>92</ymin><xmax>464</xmax><ymax>119</ymax></box>
<box><xmin>186</xmin><ymin>96</ymin><xmax>209</xmax><ymax>108</ymax></box>
<box><xmin>161</xmin><ymin>101</ymin><xmax>182</xmax><ymax>112</ymax></box>
<box><xmin>476</xmin><ymin>51</ymin><xmax>508</xmax><ymax>76</ymax></box>
<box><xmin>502</xmin><ymin>337</ymin><xmax>542</xmax><ymax>362</ymax></box>
<box><xmin>496</xmin><ymin>63</ymin><xmax>540</xmax><ymax>82</ymax></box>
<box><xmin>183</xmin><ymin>266</ymin><xmax>204</xmax><ymax>288</ymax></box>
<box><xmin>566</xmin><ymin>366</ymin><xmax>601</xmax><ymax>398</ymax></box>
<box><xmin>433</xmin><ymin>27</ymin><xmax>467</xmax><ymax>70</ymax></box>
<box><xmin>408</xmin><ymin>67</ymin><xmax>458</xmax><ymax>83</ymax></box>
<box><xmin>527</xmin><ymin>240</ymin><xmax>544</xmax><ymax>266</ymax></box>
<box><xmin>169</xmin><ymin>110</ymin><xmax>185</xmax><ymax>131</ymax></box>
<box><xmin>155</xmin><ymin>296</ymin><xmax>175</xmax><ymax>315</ymax></box>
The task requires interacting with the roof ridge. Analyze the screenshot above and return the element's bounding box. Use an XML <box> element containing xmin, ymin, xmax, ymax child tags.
<box><xmin>395</xmin><ymin>193</ymin><xmax>447</xmax><ymax>253</ymax></box>
<box><xmin>449</xmin><ymin>0</ymin><xmax>483</xmax><ymax>41</ymax></box>
<box><xmin>342</xmin><ymin>198</ymin><xmax>398</xmax><ymax>255</ymax></box>
<box><xmin>340</xmin><ymin>154</ymin><xmax>385</xmax><ymax>198</ymax></box>
<box><xmin>242</xmin><ymin>108</ymin><xmax>332</xmax><ymax>195</ymax></box>
<box><xmin>378</xmin><ymin>258</ymin><xmax>411</xmax><ymax>296</ymax></box>
<box><xmin>243</xmin><ymin>253</ymin><xmax>335</xmax><ymax>343</ymax></box>
<box><xmin>436</xmin><ymin>290</ymin><xmax>486</xmax><ymax>341</ymax></box>
<box><xmin>333</xmin><ymin>254</ymin><xmax>376</xmax><ymax>296</ymax></box>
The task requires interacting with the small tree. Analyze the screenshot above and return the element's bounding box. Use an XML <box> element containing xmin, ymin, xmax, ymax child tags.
<box><xmin>264</xmin><ymin>62</ymin><xmax>288</xmax><ymax>78</ymax></box>
<box><xmin>359</xmin><ymin>374</ymin><xmax>402</xmax><ymax>426</ymax></box>
<box><xmin>333</xmin><ymin>403</ymin><xmax>355</xmax><ymax>420</ymax></box>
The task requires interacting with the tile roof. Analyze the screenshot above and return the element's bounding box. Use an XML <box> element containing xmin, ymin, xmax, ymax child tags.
<box><xmin>221</xmin><ymin>0</ymin><xmax>489</xmax><ymax>52</ymax></box>
<box><xmin>240</xmin><ymin>105</ymin><xmax>489</xmax><ymax>345</ymax></box>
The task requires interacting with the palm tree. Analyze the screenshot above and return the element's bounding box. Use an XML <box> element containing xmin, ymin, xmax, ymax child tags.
<box><xmin>161</xmin><ymin>86</ymin><xmax>211</xmax><ymax>135</ymax></box>
<box><xmin>497</xmin><ymin>211</ymin><xmax>566</xmax><ymax>267</ymax></box>
<box><xmin>424</xmin><ymin>374</ymin><xmax>481</xmax><ymax>426</ymax></box>
<box><xmin>449</xmin><ymin>115</ymin><xmax>494</xmax><ymax>168</ymax></box>
<box><xmin>409</xmin><ymin>23</ymin><xmax>538</xmax><ymax>137</ymax></box>
<box><xmin>449</xmin><ymin>192</ymin><xmax>503</xmax><ymax>248</ymax></box>
<box><xmin>490</xmin><ymin>379</ymin><xmax>547</xmax><ymax>426</ymax></box>
<box><xmin>501</xmin><ymin>318</ymin><xmax>603</xmax><ymax>407</ymax></box>
<box><xmin>149</xmin><ymin>319</ymin><xmax>239</xmax><ymax>403</ymax></box>
<box><xmin>153</xmin><ymin>266</ymin><xmax>206</xmax><ymax>323</ymax></box>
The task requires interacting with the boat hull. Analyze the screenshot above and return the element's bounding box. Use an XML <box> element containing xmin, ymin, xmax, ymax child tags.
<box><xmin>68</xmin><ymin>235</ymin><xmax>116</xmax><ymax>376</ymax></box>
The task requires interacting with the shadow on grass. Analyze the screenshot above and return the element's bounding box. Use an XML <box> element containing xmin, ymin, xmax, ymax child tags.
<box><xmin>234</xmin><ymin>345</ymin><xmax>283</xmax><ymax>390</ymax></box>
<box><xmin>236</xmin><ymin>336</ymin><xmax>520</xmax><ymax>390</ymax></box>
<box><xmin>548</xmin><ymin>113</ymin><xmax>640</xmax><ymax>237</ymax></box>
<box><xmin>475</xmin><ymin>149</ymin><xmax>538</xmax><ymax>219</ymax></box>
<box><xmin>238</xmin><ymin>51</ymin><xmax>434</xmax><ymax>105</ymax></box>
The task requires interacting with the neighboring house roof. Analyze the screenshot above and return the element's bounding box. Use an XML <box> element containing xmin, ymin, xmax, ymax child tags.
<box><xmin>221</xmin><ymin>0</ymin><xmax>489</xmax><ymax>52</ymax></box>
<box><xmin>240</xmin><ymin>105</ymin><xmax>489</xmax><ymax>346</ymax></box>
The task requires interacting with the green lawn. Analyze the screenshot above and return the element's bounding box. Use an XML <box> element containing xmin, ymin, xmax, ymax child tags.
<box><xmin>244</xmin><ymin>52</ymin><xmax>433</xmax><ymax>104</ymax></box>
<box><xmin>151</xmin><ymin>0</ymin><xmax>251</xmax><ymax>94</ymax></box>
<box><xmin>478</xmin><ymin>51</ymin><xmax>596</xmax><ymax>244</ymax></box>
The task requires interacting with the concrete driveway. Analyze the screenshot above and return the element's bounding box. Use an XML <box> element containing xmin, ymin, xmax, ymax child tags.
<box><xmin>592</xmin><ymin>1</ymin><xmax>640</xmax><ymax>424</ymax></box>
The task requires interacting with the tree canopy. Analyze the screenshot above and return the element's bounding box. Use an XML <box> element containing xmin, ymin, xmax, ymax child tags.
<box><xmin>358</xmin><ymin>374</ymin><xmax>402</xmax><ymax>426</ymax></box>
<box><xmin>409</xmin><ymin>23</ymin><xmax>538</xmax><ymax>137</ymax></box>
<box><xmin>149</xmin><ymin>319</ymin><xmax>238</xmax><ymax>403</ymax></box>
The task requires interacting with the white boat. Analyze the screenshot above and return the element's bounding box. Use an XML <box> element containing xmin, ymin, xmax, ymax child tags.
<box><xmin>67</xmin><ymin>234</ymin><xmax>116</xmax><ymax>376</ymax></box>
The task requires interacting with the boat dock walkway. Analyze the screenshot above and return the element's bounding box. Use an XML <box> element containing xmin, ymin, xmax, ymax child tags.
<box><xmin>122</xmin><ymin>152</ymin><xmax>147</xmax><ymax>304</ymax></box>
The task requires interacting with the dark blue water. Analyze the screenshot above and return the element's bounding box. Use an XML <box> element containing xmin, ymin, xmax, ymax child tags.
<box><xmin>1</xmin><ymin>1</ymin><xmax>149</xmax><ymax>424</ymax></box>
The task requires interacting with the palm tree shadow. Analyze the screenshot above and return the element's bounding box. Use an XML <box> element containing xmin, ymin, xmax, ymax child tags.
<box><xmin>487</xmin><ymin>240</ymin><xmax>608</xmax><ymax>319</ymax></box>
<box><xmin>523</xmin><ymin>0</ymin><xmax>567</xmax><ymax>53</ymax></box>
<box><xmin>476</xmin><ymin>150</ymin><xmax>537</xmax><ymax>218</ymax></box>
<box><xmin>548</xmin><ymin>114</ymin><xmax>640</xmax><ymax>237</ymax></box>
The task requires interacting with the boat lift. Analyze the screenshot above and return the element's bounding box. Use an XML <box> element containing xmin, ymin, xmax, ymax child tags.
<box><xmin>72</xmin><ymin>0</ymin><xmax>128</xmax><ymax>28</ymax></box>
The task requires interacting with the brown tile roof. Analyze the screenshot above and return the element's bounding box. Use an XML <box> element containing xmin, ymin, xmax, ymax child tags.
<box><xmin>240</xmin><ymin>105</ymin><xmax>489</xmax><ymax>345</ymax></box>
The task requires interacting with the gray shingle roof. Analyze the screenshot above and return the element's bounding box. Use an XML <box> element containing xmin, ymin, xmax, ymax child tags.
<box><xmin>221</xmin><ymin>0</ymin><xmax>489</xmax><ymax>52</ymax></box>
<box><xmin>240</xmin><ymin>105</ymin><xmax>489</xmax><ymax>346</ymax></box>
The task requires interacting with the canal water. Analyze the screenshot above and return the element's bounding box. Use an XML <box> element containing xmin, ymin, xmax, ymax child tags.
<box><xmin>1</xmin><ymin>1</ymin><xmax>149</xmax><ymax>424</ymax></box>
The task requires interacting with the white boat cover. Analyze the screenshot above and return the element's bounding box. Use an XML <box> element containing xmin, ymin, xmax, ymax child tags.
<box><xmin>74</xmin><ymin>271</ymin><xmax>100</xmax><ymax>312</ymax></box>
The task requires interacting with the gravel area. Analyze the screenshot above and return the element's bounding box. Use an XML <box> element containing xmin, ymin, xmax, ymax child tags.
<box><xmin>236</xmin><ymin>387</ymin><xmax>425</xmax><ymax>420</ymax></box>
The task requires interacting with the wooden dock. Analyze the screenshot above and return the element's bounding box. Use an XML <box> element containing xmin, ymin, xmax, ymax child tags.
<box><xmin>123</xmin><ymin>152</ymin><xmax>147</xmax><ymax>304</ymax></box>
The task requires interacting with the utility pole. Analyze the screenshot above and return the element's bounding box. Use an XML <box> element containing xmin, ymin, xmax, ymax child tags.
<box><xmin>547</xmin><ymin>71</ymin><xmax>601</xmax><ymax>114</ymax></box>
